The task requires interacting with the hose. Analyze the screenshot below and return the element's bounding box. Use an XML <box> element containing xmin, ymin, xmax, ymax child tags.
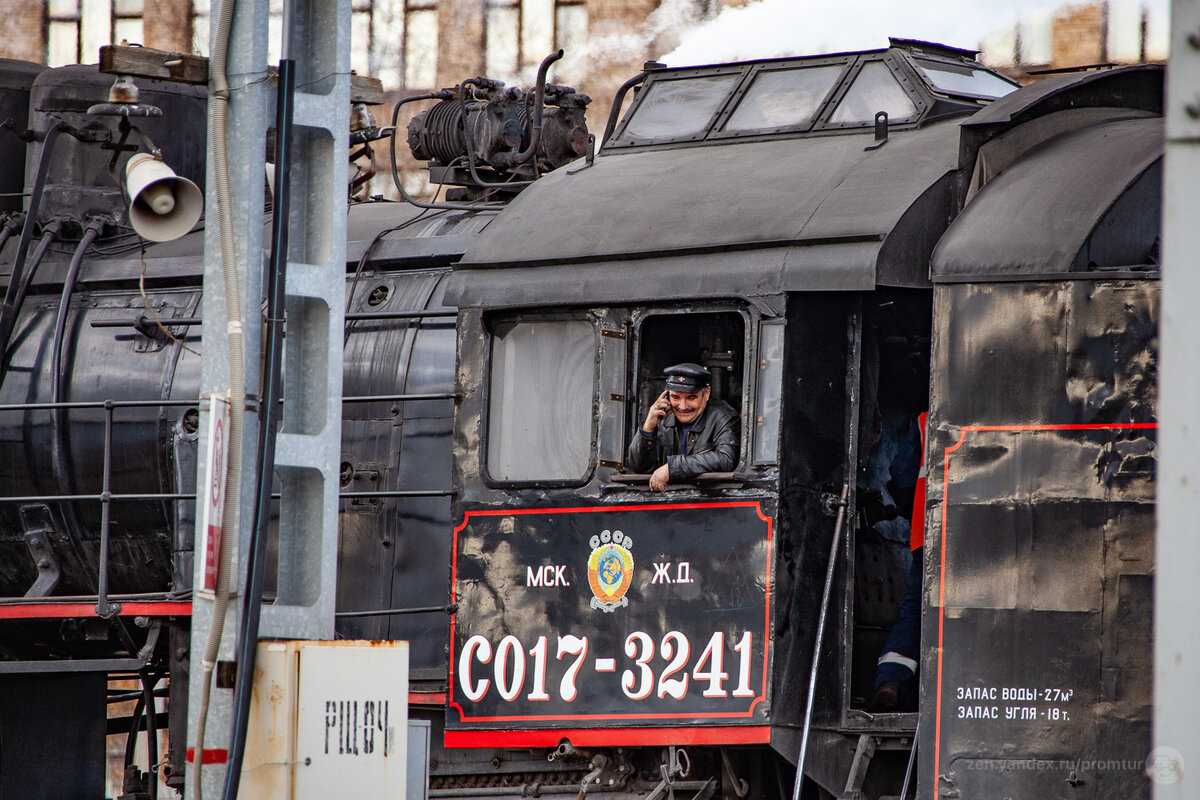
<box><xmin>192</xmin><ymin>0</ymin><xmax>243</xmax><ymax>796</ymax></box>
<box><xmin>0</xmin><ymin>124</ymin><xmax>65</xmax><ymax>385</ymax></box>
<box><xmin>50</xmin><ymin>220</ymin><xmax>103</xmax><ymax>501</ymax></box>
<box><xmin>45</xmin><ymin>220</ymin><xmax>104</xmax><ymax>597</ymax></box>
<box><xmin>9</xmin><ymin>223</ymin><xmax>61</xmax><ymax>326</ymax></box>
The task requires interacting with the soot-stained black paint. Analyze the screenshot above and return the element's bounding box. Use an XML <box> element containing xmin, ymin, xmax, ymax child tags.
<box><xmin>922</xmin><ymin>281</ymin><xmax>1156</xmax><ymax>798</ymax></box>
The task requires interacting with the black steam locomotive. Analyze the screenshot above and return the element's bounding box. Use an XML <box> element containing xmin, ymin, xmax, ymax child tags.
<box><xmin>0</xmin><ymin>37</ymin><xmax>1159</xmax><ymax>800</ymax></box>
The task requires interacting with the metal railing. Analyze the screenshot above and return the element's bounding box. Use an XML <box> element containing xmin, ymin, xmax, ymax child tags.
<box><xmin>0</xmin><ymin>384</ymin><xmax>455</xmax><ymax>609</ymax></box>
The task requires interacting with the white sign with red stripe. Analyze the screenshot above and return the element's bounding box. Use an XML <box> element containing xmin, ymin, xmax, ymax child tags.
<box><xmin>197</xmin><ymin>393</ymin><xmax>230</xmax><ymax>597</ymax></box>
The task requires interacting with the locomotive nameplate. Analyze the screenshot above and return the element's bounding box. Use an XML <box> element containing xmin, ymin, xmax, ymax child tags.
<box><xmin>448</xmin><ymin>501</ymin><xmax>772</xmax><ymax>739</ymax></box>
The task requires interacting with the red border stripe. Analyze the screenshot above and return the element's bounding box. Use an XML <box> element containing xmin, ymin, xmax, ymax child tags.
<box><xmin>0</xmin><ymin>601</ymin><xmax>192</xmax><ymax>620</ymax></box>
<box><xmin>410</xmin><ymin>691</ymin><xmax>447</xmax><ymax>705</ymax></box>
<box><xmin>444</xmin><ymin>725</ymin><xmax>772</xmax><ymax>749</ymax></box>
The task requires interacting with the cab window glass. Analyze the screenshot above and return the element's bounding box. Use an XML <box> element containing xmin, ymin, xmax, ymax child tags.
<box><xmin>913</xmin><ymin>58</ymin><xmax>1017</xmax><ymax>99</ymax></box>
<box><xmin>618</xmin><ymin>74</ymin><xmax>740</xmax><ymax>142</ymax></box>
<box><xmin>487</xmin><ymin>319</ymin><xmax>595</xmax><ymax>482</ymax></box>
<box><xmin>829</xmin><ymin>61</ymin><xmax>917</xmax><ymax>125</ymax></box>
<box><xmin>721</xmin><ymin>65</ymin><xmax>842</xmax><ymax>133</ymax></box>
<box><xmin>634</xmin><ymin>311</ymin><xmax>745</xmax><ymax>454</ymax></box>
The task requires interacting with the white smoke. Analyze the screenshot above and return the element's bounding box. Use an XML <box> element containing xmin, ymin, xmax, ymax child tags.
<box><xmin>573</xmin><ymin>0</ymin><xmax>703</xmax><ymax>67</ymax></box>
<box><xmin>660</xmin><ymin>0</ymin><xmax>1170</xmax><ymax>67</ymax></box>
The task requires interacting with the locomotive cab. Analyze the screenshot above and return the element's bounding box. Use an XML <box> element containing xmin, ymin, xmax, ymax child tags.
<box><xmin>441</xmin><ymin>39</ymin><xmax>1016</xmax><ymax>800</ymax></box>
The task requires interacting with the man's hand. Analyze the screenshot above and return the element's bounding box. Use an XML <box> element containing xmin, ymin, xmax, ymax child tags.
<box><xmin>649</xmin><ymin>463</ymin><xmax>670</xmax><ymax>491</ymax></box>
<box><xmin>642</xmin><ymin>390</ymin><xmax>672</xmax><ymax>433</ymax></box>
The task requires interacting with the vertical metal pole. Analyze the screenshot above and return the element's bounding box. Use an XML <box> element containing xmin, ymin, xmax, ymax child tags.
<box><xmin>187</xmin><ymin>0</ymin><xmax>269</xmax><ymax>796</ymax></box>
<box><xmin>95</xmin><ymin>400</ymin><xmax>117</xmax><ymax>618</ymax></box>
<box><xmin>257</xmin><ymin>0</ymin><xmax>348</xmax><ymax>642</ymax></box>
<box><xmin>1157</xmin><ymin>1</ymin><xmax>1200</xmax><ymax>797</ymax></box>
<box><xmin>792</xmin><ymin>310</ymin><xmax>862</xmax><ymax>800</ymax></box>
<box><xmin>792</xmin><ymin>483</ymin><xmax>850</xmax><ymax>800</ymax></box>
<box><xmin>188</xmin><ymin>0</ymin><xmax>348</xmax><ymax>793</ymax></box>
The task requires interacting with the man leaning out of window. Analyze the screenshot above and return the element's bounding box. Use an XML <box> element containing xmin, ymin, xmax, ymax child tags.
<box><xmin>627</xmin><ymin>363</ymin><xmax>740</xmax><ymax>491</ymax></box>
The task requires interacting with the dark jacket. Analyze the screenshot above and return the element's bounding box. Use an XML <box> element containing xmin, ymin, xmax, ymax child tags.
<box><xmin>626</xmin><ymin>399</ymin><xmax>741</xmax><ymax>480</ymax></box>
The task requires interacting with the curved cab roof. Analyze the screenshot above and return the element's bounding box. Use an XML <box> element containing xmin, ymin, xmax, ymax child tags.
<box><xmin>933</xmin><ymin>65</ymin><xmax>1164</xmax><ymax>281</ymax></box>
<box><xmin>448</xmin><ymin>41</ymin><xmax>1016</xmax><ymax>309</ymax></box>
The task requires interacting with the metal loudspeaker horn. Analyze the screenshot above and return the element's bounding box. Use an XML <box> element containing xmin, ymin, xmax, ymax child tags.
<box><xmin>124</xmin><ymin>153</ymin><xmax>203</xmax><ymax>242</ymax></box>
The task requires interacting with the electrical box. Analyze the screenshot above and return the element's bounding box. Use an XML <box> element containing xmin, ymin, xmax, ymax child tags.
<box><xmin>242</xmin><ymin>640</ymin><xmax>409</xmax><ymax>799</ymax></box>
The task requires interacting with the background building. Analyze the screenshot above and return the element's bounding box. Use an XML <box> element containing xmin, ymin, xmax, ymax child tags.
<box><xmin>0</xmin><ymin>0</ymin><xmax>1167</xmax><ymax>192</ymax></box>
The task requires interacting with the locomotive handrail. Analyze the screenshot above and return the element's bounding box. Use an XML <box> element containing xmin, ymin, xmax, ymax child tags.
<box><xmin>343</xmin><ymin>392</ymin><xmax>457</xmax><ymax>402</ymax></box>
<box><xmin>0</xmin><ymin>489</ymin><xmax>451</xmax><ymax>502</ymax></box>
<box><xmin>0</xmin><ymin>392</ymin><xmax>454</xmax><ymax>412</ymax></box>
<box><xmin>0</xmin><ymin>398</ymin><xmax>198</xmax><ymax>411</ymax></box>
<box><xmin>88</xmin><ymin>308</ymin><xmax>457</xmax><ymax>328</ymax></box>
<box><xmin>607</xmin><ymin>471</ymin><xmax>749</xmax><ymax>486</ymax></box>
<box><xmin>344</xmin><ymin>310</ymin><xmax>457</xmax><ymax>320</ymax></box>
<box><xmin>340</xmin><ymin>489</ymin><xmax>453</xmax><ymax>498</ymax></box>
<box><xmin>0</xmin><ymin>386</ymin><xmax>450</xmax><ymax>610</ymax></box>
<box><xmin>335</xmin><ymin>603</ymin><xmax>457</xmax><ymax>618</ymax></box>
<box><xmin>0</xmin><ymin>591</ymin><xmax>184</xmax><ymax>604</ymax></box>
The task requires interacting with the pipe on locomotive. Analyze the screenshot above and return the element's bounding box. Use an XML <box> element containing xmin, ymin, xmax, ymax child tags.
<box><xmin>51</xmin><ymin>221</ymin><xmax>105</xmax><ymax>477</ymax></box>
<box><xmin>48</xmin><ymin>219</ymin><xmax>106</xmax><ymax>601</ymax></box>
<box><xmin>457</xmin><ymin>77</ymin><xmax>539</xmax><ymax>189</ymax></box>
<box><xmin>192</xmin><ymin>0</ymin><xmax>244</xmax><ymax>796</ymax></box>
<box><xmin>0</xmin><ymin>123</ymin><xmax>66</xmax><ymax>385</ymax></box>
<box><xmin>391</xmin><ymin>50</ymin><xmax>572</xmax><ymax>208</ymax></box>
<box><xmin>601</xmin><ymin>60</ymin><xmax>665</xmax><ymax>147</ymax></box>
<box><xmin>459</xmin><ymin>79</ymin><xmax>537</xmax><ymax>190</ymax></box>
<box><xmin>474</xmin><ymin>48</ymin><xmax>563</xmax><ymax>180</ymax></box>
<box><xmin>465</xmin><ymin>47</ymin><xmax>564</xmax><ymax>185</ymax></box>
<box><xmin>0</xmin><ymin>215</ymin><xmax>23</xmax><ymax>262</ymax></box>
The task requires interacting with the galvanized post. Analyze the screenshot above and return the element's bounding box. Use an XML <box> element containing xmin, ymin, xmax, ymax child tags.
<box><xmin>1157</xmin><ymin>1</ymin><xmax>1200</xmax><ymax>797</ymax></box>
<box><xmin>258</xmin><ymin>0</ymin><xmax>349</xmax><ymax>643</ymax></box>
<box><xmin>187</xmin><ymin>0</ymin><xmax>347</xmax><ymax>794</ymax></box>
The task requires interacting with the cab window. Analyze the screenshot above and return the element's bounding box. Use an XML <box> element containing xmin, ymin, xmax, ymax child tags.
<box><xmin>912</xmin><ymin>57</ymin><xmax>1018</xmax><ymax>99</ymax></box>
<box><xmin>616</xmin><ymin>74</ymin><xmax>740</xmax><ymax>143</ymax></box>
<box><xmin>721</xmin><ymin>65</ymin><xmax>843</xmax><ymax>133</ymax></box>
<box><xmin>486</xmin><ymin>319</ymin><xmax>595</xmax><ymax>482</ymax></box>
<box><xmin>829</xmin><ymin>61</ymin><xmax>917</xmax><ymax>125</ymax></box>
<box><xmin>633</xmin><ymin>310</ymin><xmax>746</xmax><ymax>467</ymax></box>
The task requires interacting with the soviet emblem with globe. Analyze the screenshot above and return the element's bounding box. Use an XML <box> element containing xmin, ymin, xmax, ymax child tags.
<box><xmin>587</xmin><ymin>529</ymin><xmax>633</xmax><ymax>612</ymax></box>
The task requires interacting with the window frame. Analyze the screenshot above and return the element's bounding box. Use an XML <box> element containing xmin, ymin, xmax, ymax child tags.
<box><xmin>608</xmin><ymin>64</ymin><xmax>751</xmax><ymax>147</ymax></box>
<box><xmin>708</xmin><ymin>58</ymin><xmax>849</xmax><ymax>141</ymax></box>
<box><xmin>479</xmin><ymin>311</ymin><xmax>601</xmax><ymax>489</ymax></box>
<box><xmin>626</xmin><ymin>303</ymin><xmax>756</xmax><ymax>479</ymax></box>
<box><xmin>905</xmin><ymin>54</ymin><xmax>1020</xmax><ymax>102</ymax></box>
<box><xmin>606</xmin><ymin>51</ymin><xmax>953</xmax><ymax>151</ymax></box>
<box><xmin>813</xmin><ymin>53</ymin><xmax>929</xmax><ymax>131</ymax></box>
